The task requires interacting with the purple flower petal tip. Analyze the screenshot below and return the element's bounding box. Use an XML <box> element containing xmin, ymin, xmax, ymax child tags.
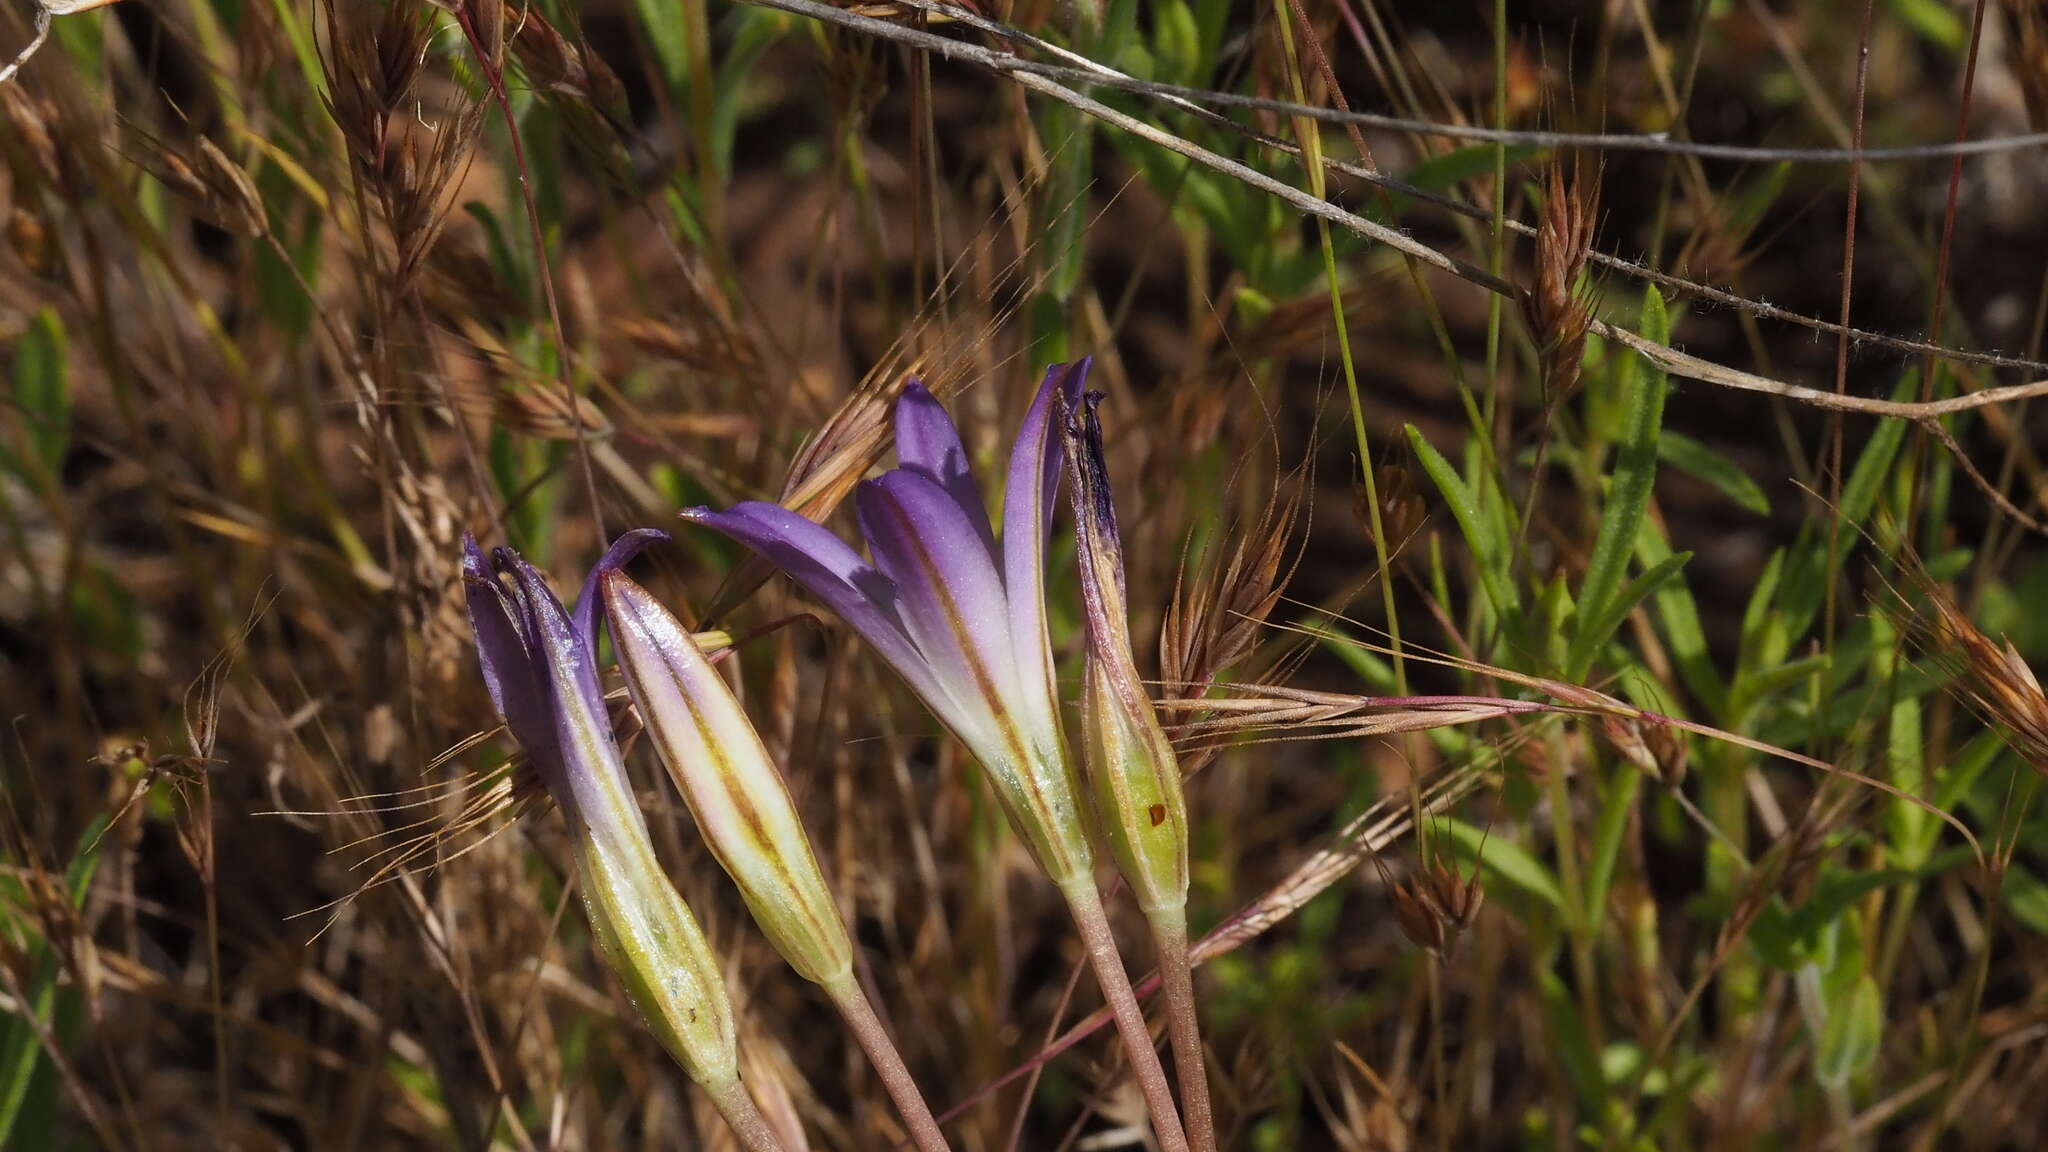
<box><xmin>577</xmin><ymin>529</ymin><xmax>671</xmax><ymax>644</ymax></box>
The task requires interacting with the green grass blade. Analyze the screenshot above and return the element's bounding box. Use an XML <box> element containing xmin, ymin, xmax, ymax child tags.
<box><xmin>1567</xmin><ymin>287</ymin><xmax>1671</xmax><ymax>679</ymax></box>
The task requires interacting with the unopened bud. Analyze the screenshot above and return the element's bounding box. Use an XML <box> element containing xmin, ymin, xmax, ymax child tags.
<box><xmin>1062</xmin><ymin>393</ymin><xmax>1188</xmax><ymax>917</ymax></box>
<box><xmin>603</xmin><ymin>564</ymin><xmax>854</xmax><ymax>989</ymax></box>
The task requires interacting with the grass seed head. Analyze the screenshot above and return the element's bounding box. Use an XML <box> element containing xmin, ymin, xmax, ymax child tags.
<box><xmin>1888</xmin><ymin>560</ymin><xmax>2048</xmax><ymax>777</ymax></box>
<box><xmin>1392</xmin><ymin>847</ymin><xmax>1486</xmax><ymax>960</ymax></box>
<box><xmin>1523</xmin><ymin>157</ymin><xmax>1599</xmax><ymax>408</ymax></box>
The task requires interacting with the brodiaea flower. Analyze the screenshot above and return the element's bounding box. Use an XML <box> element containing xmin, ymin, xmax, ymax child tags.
<box><xmin>1062</xmin><ymin>392</ymin><xmax>1216</xmax><ymax>1152</ymax></box>
<box><xmin>683</xmin><ymin>360</ymin><xmax>1192</xmax><ymax>1152</ymax></box>
<box><xmin>682</xmin><ymin>363</ymin><xmax>1091</xmax><ymax>887</ymax></box>
<box><xmin>460</xmin><ymin>533</ymin><xmax>787</xmax><ymax>1152</ymax></box>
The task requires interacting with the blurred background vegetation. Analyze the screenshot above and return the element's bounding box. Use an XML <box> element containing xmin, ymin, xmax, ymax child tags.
<box><xmin>3</xmin><ymin>0</ymin><xmax>2048</xmax><ymax>1147</ymax></box>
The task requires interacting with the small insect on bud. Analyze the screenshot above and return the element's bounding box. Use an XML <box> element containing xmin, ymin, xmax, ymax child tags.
<box><xmin>600</xmin><ymin>558</ymin><xmax>855</xmax><ymax>990</ymax></box>
<box><xmin>1062</xmin><ymin>392</ymin><xmax>1189</xmax><ymax>920</ymax></box>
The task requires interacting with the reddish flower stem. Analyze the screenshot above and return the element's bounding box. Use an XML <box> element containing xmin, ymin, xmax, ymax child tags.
<box><xmin>1150</xmin><ymin>908</ymin><xmax>1217</xmax><ymax>1152</ymax></box>
<box><xmin>827</xmin><ymin>978</ymin><xmax>953</xmax><ymax>1152</ymax></box>
<box><xmin>1062</xmin><ymin>881</ymin><xmax>1191</xmax><ymax>1152</ymax></box>
<box><xmin>707</xmin><ymin>1079</ymin><xmax>791</xmax><ymax>1152</ymax></box>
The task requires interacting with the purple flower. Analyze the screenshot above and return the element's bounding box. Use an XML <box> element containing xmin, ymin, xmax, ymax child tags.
<box><xmin>683</xmin><ymin>362</ymin><xmax>1096</xmax><ymax>886</ymax></box>
<box><xmin>460</xmin><ymin>532</ymin><xmax>739</xmax><ymax>1093</ymax></box>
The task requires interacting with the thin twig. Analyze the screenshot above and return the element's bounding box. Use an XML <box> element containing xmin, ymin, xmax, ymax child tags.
<box><xmin>913</xmin><ymin>0</ymin><xmax>2048</xmax><ymax>377</ymax></box>
<box><xmin>833</xmin><ymin>1</ymin><xmax>2048</xmax><ymax>164</ymax></box>
<box><xmin>0</xmin><ymin>8</ymin><xmax>51</xmax><ymax>86</ymax></box>
<box><xmin>742</xmin><ymin>0</ymin><xmax>2048</xmax><ymax>430</ymax></box>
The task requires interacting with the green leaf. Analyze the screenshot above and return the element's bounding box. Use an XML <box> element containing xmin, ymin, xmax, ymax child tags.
<box><xmin>8</xmin><ymin>309</ymin><xmax>69</xmax><ymax>483</ymax></box>
<box><xmin>1567</xmin><ymin>287</ymin><xmax>1670</xmax><ymax>678</ymax></box>
<box><xmin>1151</xmin><ymin>0</ymin><xmax>1202</xmax><ymax>85</ymax></box>
<box><xmin>631</xmin><ymin>0</ymin><xmax>693</xmax><ymax>92</ymax></box>
<box><xmin>263</xmin><ymin>0</ymin><xmax>329</xmax><ymax>100</ymax></box>
<box><xmin>2002</xmin><ymin>864</ymin><xmax>2048</xmax><ymax>937</ymax></box>
<box><xmin>1754</xmin><ymin>867</ymin><xmax>1918</xmax><ymax>969</ymax></box>
<box><xmin>1887</xmin><ymin>0</ymin><xmax>1964</xmax><ymax>51</ymax></box>
<box><xmin>0</xmin><ymin>817</ymin><xmax>105</xmax><ymax>1147</ymax></box>
<box><xmin>464</xmin><ymin>201</ymin><xmax>528</xmax><ymax>301</ymax></box>
<box><xmin>1406</xmin><ymin>425</ymin><xmax>1520</xmax><ymax>619</ymax></box>
<box><xmin>710</xmin><ymin>8</ymin><xmax>786</xmax><ymax>180</ymax></box>
<box><xmin>1374</xmin><ymin>144</ymin><xmax>1546</xmax><ymax>219</ymax></box>
<box><xmin>1658</xmin><ymin>432</ymin><xmax>1769</xmax><ymax>515</ymax></box>
<box><xmin>1437</xmin><ymin>819</ymin><xmax>1563</xmax><ymax>913</ymax></box>
<box><xmin>1570</xmin><ymin>553</ymin><xmax>1691</xmax><ymax>681</ymax></box>
<box><xmin>1814</xmin><ymin>973</ymin><xmax>1882</xmax><ymax>1089</ymax></box>
<box><xmin>1635</xmin><ymin>519</ymin><xmax>1725</xmax><ymax>714</ymax></box>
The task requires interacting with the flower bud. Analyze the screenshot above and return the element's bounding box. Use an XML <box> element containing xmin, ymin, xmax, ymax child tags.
<box><xmin>602</xmin><ymin>567</ymin><xmax>855</xmax><ymax>989</ymax></box>
<box><xmin>461</xmin><ymin>535</ymin><xmax>739</xmax><ymax>1091</ymax></box>
<box><xmin>1061</xmin><ymin>394</ymin><xmax>1188</xmax><ymax>916</ymax></box>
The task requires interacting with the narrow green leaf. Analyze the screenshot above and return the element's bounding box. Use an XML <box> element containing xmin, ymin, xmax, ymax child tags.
<box><xmin>631</xmin><ymin>0</ymin><xmax>692</xmax><ymax>90</ymax></box>
<box><xmin>1569</xmin><ymin>552</ymin><xmax>1691</xmax><ymax>681</ymax></box>
<box><xmin>263</xmin><ymin>0</ymin><xmax>329</xmax><ymax>101</ymax></box>
<box><xmin>0</xmin><ymin>817</ymin><xmax>105</xmax><ymax>1147</ymax></box>
<box><xmin>710</xmin><ymin>9</ymin><xmax>786</xmax><ymax>179</ymax></box>
<box><xmin>1568</xmin><ymin>287</ymin><xmax>1671</xmax><ymax>678</ymax></box>
<box><xmin>1658</xmin><ymin>431</ymin><xmax>1769</xmax><ymax>515</ymax></box>
<box><xmin>8</xmin><ymin>309</ymin><xmax>69</xmax><ymax>482</ymax></box>
<box><xmin>2004</xmin><ymin>864</ymin><xmax>2048</xmax><ymax>937</ymax></box>
<box><xmin>1406</xmin><ymin>425</ymin><xmax>1520</xmax><ymax>618</ymax></box>
<box><xmin>1814</xmin><ymin>974</ymin><xmax>1882</xmax><ymax>1089</ymax></box>
<box><xmin>1635</xmin><ymin>519</ymin><xmax>1725</xmax><ymax>714</ymax></box>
